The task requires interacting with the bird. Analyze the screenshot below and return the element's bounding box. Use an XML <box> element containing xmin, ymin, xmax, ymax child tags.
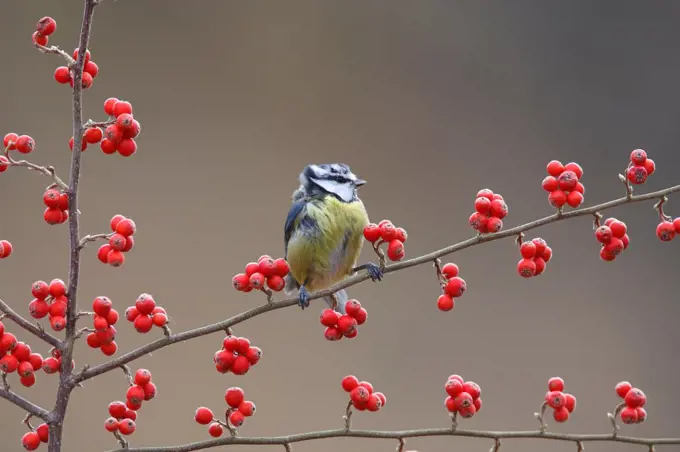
<box><xmin>283</xmin><ymin>163</ymin><xmax>383</xmax><ymax>314</ymax></box>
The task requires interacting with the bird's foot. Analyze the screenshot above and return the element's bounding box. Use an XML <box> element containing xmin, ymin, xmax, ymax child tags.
<box><xmin>365</xmin><ymin>262</ymin><xmax>383</xmax><ymax>282</ymax></box>
<box><xmin>298</xmin><ymin>286</ymin><xmax>310</xmax><ymax>310</ymax></box>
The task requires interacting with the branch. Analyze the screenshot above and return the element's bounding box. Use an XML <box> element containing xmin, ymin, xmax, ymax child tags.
<box><xmin>0</xmin><ymin>386</ymin><xmax>51</xmax><ymax>421</ymax></box>
<box><xmin>77</xmin><ymin>232</ymin><xmax>113</xmax><ymax>249</ymax></box>
<box><xmin>75</xmin><ymin>183</ymin><xmax>680</xmax><ymax>383</ymax></box>
<box><xmin>110</xmin><ymin>428</ymin><xmax>680</xmax><ymax>452</ymax></box>
<box><xmin>0</xmin><ymin>298</ymin><xmax>62</xmax><ymax>348</ymax></box>
<box><xmin>3</xmin><ymin>147</ymin><xmax>69</xmax><ymax>191</ymax></box>
<box><xmin>49</xmin><ymin>1</ymin><xmax>100</xmax><ymax>451</ymax></box>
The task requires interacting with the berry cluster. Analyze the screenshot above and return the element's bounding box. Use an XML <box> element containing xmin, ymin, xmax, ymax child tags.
<box><xmin>97</xmin><ymin>215</ymin><xmax>137</xmax><ymax>267</ymax></box>
<box><xmin>615</xmin><ymin>381</ymin><xmax>647</xmax><ymax>425</ymax></box>
<box><xmin>656</xmin><ymin>217</ymin><xmax>680</xmax><ymax>242</ymax></box>
<box><xmin>0</xmin><ymin>239</ymin><xmax>12</xmax><ymax>259</ymax></box>
<box><xmin>31</xmin><ymin>16</ymin><xmax>56</xmax><ymax>47</ymax></box>
<box><xmin>595</xmin><ymin>217</ymin><xmax>630</xmax><ymax>261</ymax></box>
<box><xmin>42</xmin><ymin>188</ymin><xmax>69</xmax><ymax>225</ymax></box>
<box><xmin>28</xmin><ymin>279</ymin><xmax>70</xmax><ymax>332</ymax></box>
<box><xmin>444</xmin><ymin>374</ymin><xmax>482</xmax><ymax>418</ymax></box>
<box><xmin>469</xmin><ymin>189</ymin><xmax>509</xmax><ymax>234</ymax></box>
<box><xmin>342</xmin><ymin>375</ymin><xmax>386</xmax><ymax>412</ymax></box>
<box><xmin>195</xmin><ymin>388</ymin><xmax>256</xmax><ymax>437</ymax></box>
<box><xmin>0</xmin><ymin>322</ymin><xmax>43</xmax><ymax>388</ymax></box>
<box><xmin>232</xmin><ymin>255</ymin><xmax>290</xmax><ymax>293</ymax></box>
<box><xmin>41</xmin><ymin>348</ymin><xmax>74</xmax><ymax>375</ymax></box>
<box><xmin>626</xmin><ymin>149</ymin><xmax>656</xmax><ymax>185</ymax></box>
<box><xmin>4</xmin><ymin>132</ymin><xmax>36</xmax><ymax>154</ymax></box>
<box><xmin>542</xmin><ymin>160</ymin><xmax>585</xmax><ymax>209</ymax></box>
<box><xmin>517</xmin><ymin>238</ymin><xmax>553</xmax><ymax>278</ymax></box>
<box><xmin>543</xmin><ymin>377</ymin><xmax>577</xmax><ymax>422</ymax></box>
<box><xmin>213</xmin><ymin>335</ymin><xmax>262</xmax><ymax>375</ymax></box>
<box><xmin>436</xmin><ymin>263</ymin><xmax>467</xmax><ymax>312</ymax></box>
<box><xmin>320</xmin><ymin>299</ymin><xmax>368</xmax><ymax>341</ymax></box>
<box><xmin>56</xmin><ymin>48</ymin><xmax>99</xmax><ymax>90</ymax></box>
<box><xmin>125</xmin><ymin>294</ymin><xmax>168</xmax><ymax>333</ymax></box>
<box><xmin>104</xmin><ymin>401</ymin><xmax>138</xmax><ymax>437</ymax></box>
<box><xmin>363</xmin><ymin>220</ymin><xmax>408</xmax><ymax>261</ymax></box>
<box><xmin>85</xmin><ymin>296</ymin><xmax>120</xmax><ymax>356</ymax></box>
<box><xmin>99</xmin><ymin>98</ymin><xmax>141</xmax><ymax>156</ymax></box>
<box><xmin>21</xmin><ymin>423</ymin><xmax>49</xmax><ymax>451</ymax></box>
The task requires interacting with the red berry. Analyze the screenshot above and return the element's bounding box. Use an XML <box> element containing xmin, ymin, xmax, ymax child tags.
<box><xmin>54</xmin><ymin>66</ymin><xmax>71</xmax><ymax>84</ymax></box>
<box><xmin>564</xmin><ymin>162</ymin><xmax>583</xmax><ymax>179</ymax></box>
<box><xmin>100</xmin><ymin>341</ymin><xmax>118</xmax><ymax>356</ymax></box>
<box><xmin>84</xmin><ymin>127</ymin><xmax>103</xmax><ymax>144</ymax></box>
<box><xmin>517</xmin><ymin>258</ymin><xmax>536</xmax><ymax>278</ymax></box>
<box><xmin>81</xmin><ymin>72</ymin><xmax>93</xmax><ymax>89</ymax></box>
<box><xmin>135</xmin><ymin>294</ymin><xmax>156</xmax><ymax>315</ymax></box>
<box><xmin>324</xmin><ymin>326</ymin><xmax>343</xmax><ymax>341</ymax></box>
<box><xmin>445</xmin><ymin>378</ymin><xmax>464</xmax><ymax>397</ymax></box>
<box><xmin>18</xmin><ymin>360</ymin><xmax>34</xmax><ymax>378</ymax></box>
<box><xmin>105</xmin><ymin>125</ymin><xmax>123</xmax><ymax>143</ymax></box>
<box><xmin>486</xmin><ymin>216</ymin><xmax>503</xmax><ymax>233</ymax></box>
<box><xmin>380</xmin><ymin>222</ymin><xmax>397</xmax><ymax>241</ymax></box>
<box><xmin>249</xmin><ymin>272</ymin><xmax>265</xmax><ymax>289</ymax></box>
<box><xmin>195</xmin><ymin>407</ymin><xmax>214</xmax><ymax>425</ymax></box>
<box><xmin>231</xmin><ymin>355</ymin><xmax>251</xmax><ymax>375</ymax></box>
<box><xmin>644</xmin><ymin>158</ymin><xmax>656</xmax><ymax>176</ymax></box>
<box><xmin>520</xmin><ymin>242</ymin><xmax>537</xmax><ymax>259</ymax></box>
<box><xmin>37</xmin><ymin>16</ymin><xmax>57</xmax><ymax>36</ymax></box>
<box><xmin>42</xmin><ymin>357</ymin><xmax>60</xmax><ymax>374</ymax></box>
<box><xmin>117</xmin><ymin>138</ymin><xmax>137</xmax><ymax>157</ymax></box>
<box><xmin>600</xmin><ymin>247</ymin><xmax>616</xmax><ymax>262</ymax></box>
<box><xmin>553</xmin><ymin>407</ymin><xmax>570</xmax><ymax>423</ymax></box>
<box><xmin>656</xmin><ymin>221</ymin><xmax>675</xmax><ymax>241</ymax></box>
<box><xmin>441</xmin><ymin>263</ymin><xmax>459</xmax><ymax>279</ymax></box>
<box><xmin>22</xmin><ymin>431</ymin><xmax>41</xmax><ymax>451</ymax></box>
<box><xmin>609</xmin><ymin>220</ymin><xmax>627</xmax><ymax>238</ymax></box>
<box><xmin>237</xmin><ymin>337</ymin><xmax>251</xmax><ymax>354</ymax></box>
<box><xmin>345</xmin><ymin>299</ymin><xmax>362</xmax><ymax>318</ymax></box>
<box><xmin>36</xmin><ymin>423</ymin><xmax>49</xmax><ymax>443</ymax></box>
<box><xmin>134</xmin><ymin>368</ymin><xmax>152</xmax><ymax>386</ymax></box>
<box><xmin>548</xmin><ymin>377</ymin><xmax>565</xmax><ymax>392</ymax></box>
<box><xmin>468</xmin><ymin>212</ymin><xmax>489</xmax><ymax>232</ymax></box>
<box><xmin>595</xmin><ymin>226</ymin><xmax>612</xmax><ymax>244</ymax></box>
<box><xmin>546</xmin><ymin>391</ymin><xmax>566</xmax><ymax>409</ymax></box>
<box><xmin>366</xmin><ymin>393</ymin><xmax>383</xmax><ymax>411</ymax></box>
<box><xmin>564</xmin><ymin>393</ymin><xmax>577</xmax><ymax>413</ymax></box>
<box><xmin>375</xmin><ymin>391</ymin><xmax>387</xmax><ymax>407</ymax></box>
<box><xmin>675</xmin><ymin>218</ymin><xmax>680</xmax><ymax>233</ymax></box>
<box><xmin>488</xmin><ymin>199</ymin><xmax>507</xmax><ymax>219</ymax></box>
<box><xmin>542</xmin><ymin>245</ymin><xmax>553</xmax><ymax>261</ymax></box>
<box><xmin>86</xmin><ymin>332</ymin><xmax>100</xmax><ymax>348</ymax></box>
<box><xmin>444</xmin><ymin>277</ymin><xmax>466</xmax><ymax>298</ymax></box>
<box><xmin>245</xmin><ymin>346</ymin><xmax>262</xmax><ymax>365</ymax></box>
<box><xmin>3</xmin><ymin>133</ymin><xmax>18</xmax><ymax>150</ymax></box>
<box><xmin>15</xmin><ymin>135</ymin><xmax>35</xmax><ymax>154</ymax></box>
<box><xmin>274</xmin><ymin>258</ymin><xmax>289</xmax><ymax>277</ymax></box>
<box><xmin>636</xmin><ymin>407</ymin><xmax>647</xmax><ymax>423</ymax></box>
<box><xmin>546</xmin><ymin>160</ymin><xmax>564</xmax><ymax>177</ymax></box>
<box><xmin>229</xmin><ymin>410</ymin><xmax>245</xmax><ymax>427</ymax></box>
<box><xmin>134</xmin><ymin>315</ymin><xmax>153</xmax><ymax>333</ymax></box>
<box><xmin>337</xmin><ymin>315</ymin><xmax>358</xmax><ymax>336</ymax></box>
<box><xmin>350</xmin><ymin>386</ymin><xmax>370</xmax><ymax>405</ymax></box>
<box><xmin>0</xmin><ymin>155</ymin><xmax>8</xmax><ymax>172</ymax></box>
<box><xmin>118</xmin><ymin>419</ymin><xmax>136</xmax><ymax>435</ymax></box>
<box><xmin>28</xmin><ymin>299</ymin><xmax>50</xmax><ymax>319</ymax></box>
<box><xmin>232</xmin><ymin>273</ymin><xmax>250</xmax><ymax>291</ymax></box>
<box><xmin>116</xmin><ymin>218</ymin><xmax>136</xmax><ymax>236</ymax></box>
<box><xmin>627</xmin><ymin>165</ymin><xmax>648</xmax><ymax>185</ymax></box>
<box><xmin>542</xmin><ymin>176</ymin><xmax>558</xmax><ymax>192</ymax></box>
<box><xmin>558</xmin><ymin>170</ymin><xmax>578</xmax><ymax>191</ymax></box>
<box><xmin>453</xmin><ymin>392</ymin><xmax>474</xmax><ymax>411</ymax></box>
<box><xmin>387</xmin><ymin>239</ymin><xmax>405</xmax><ymax>261</ymax></box>
<box><xmin>620</xmin><ymin>406</ymin><xmax>638</xmax><ymax>424</ymax></box>
<box><xmin>624</xmin><ymin>388</ymin><xmax>646</xmax><ymax>408</ymax></box>
<box><xmin>125</xmin><ymin>306</ymin><xmax>140</xmax><ymax>322</ymax></box>
<box><xmin>354</xmin><ymin>308</ymin><xmax>368</xmax><ymax>325</ymax></box>
<box><xmin>474</xmin><ymin>197</ymin><xmax>491</xmax><ymax>214</ymax></box>
<box><xmin>32</xmin><ymin>31</ymin><xmax>48</xmax><ymax>46</ymax></box>
<box><xmin>548</xmin><ymin>190</ymin><xmax>567</xmax><ymax>208</ymax></box>
<box><xmin>239</xmin><ymin>400</ymin><xmax>256</xmax><ymax>416</ymax></box>
<box><xmin>104</xmin><ymin>97</ymin><xmax>119</xmax><ymax>115</ymax></box>
<box><xmin>113</xmin><ymin>101</ymin><xmax>133</xmax><ymax>117</ymax></box>
<box><xmin>72</xmin><ymin>48</ymin><xmax>91</xmax><ymax>65</ymax></box>
<box><xmin>615</xmin><ymin>381</ymin><xmax>632</xmax><ymax>398</ymax></box>
<box><xmin>630</xmin><ymin>149</ymin><xmax>647</xmax><ymax>165</ymax></box>
<box><xmin>0</xmin><ymin>354</ymin><xmax>19</xmax><ymax>373</ymax></box>
<box><xmin>208</xmin><ymin>422</ymin><xmax>223</xmax><ymax>437</ymax></box>
<box><xmin>116</xmin><ymin>113</ymin><xmax>135</xmax><ymax>130</ymax></box>
<box><xmin>363</xmin><ymin>223</ymin><xmax>380</xmax><ymax>242</ymax></box>
<box><xmin>445</xmin><ymin>396</ymin><xmax>456</xmax><ymax>412</ymax></box>
<box><xmin>104</xmin><ymin>417</ymin><xmax>119</xmax><ymax>432</ymax></box>
<box><xmin>342</xmin><ymin>375</ymin><xmax>359</xmax><ymax>392</ymax></box>
<box><xmin>43</xmin><ymin>189</ymin><xmax>62</xmax><ymax>208</ymax></box>
<box><xmin>566</xmin><ymin>191</ymin><xmax>583</xmax><ymax>208</ymax></box>
<box><xmin>84</xmin><ymin>60</ymin><xmax>99</xmax><ymax>78</ymax></box>
<box><xmin>604</xmin><ymin>237</ymin><xmax>624</xmax><ymax>256</ymax></box>
<box><xmin>107</xmin><ymin>249</ymin><xmax>125</xmax><ymax>267</ymax></box>
<box><xmin>476</xmin><ymin>189</ymin><xmax>494</xmax><ymax>200</ymax></box>
<box><xmin>437</xmin><ymin>294</ymin><xmax>454</xmax><ymax>311</ymax></box>
<box><xmin>320</xmin><ymin>309</ymin><xmax>339</xmax><ymax>327</ymax></box>
<box><xmin>0</xmin><ymin>240</ymin><xmax>12</xmax><ymax>259</ymax></box>
<box><xmin>142</xmin><ymin>382</ymin><xmax>157</xmax><ymax>400</ymax></box>
<box><xmin>395</xmin><ymin>227</ymin><xmax>408</xmax><ymax>242</ymax></box>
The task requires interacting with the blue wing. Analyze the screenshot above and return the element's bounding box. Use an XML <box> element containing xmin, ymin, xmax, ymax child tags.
<box><xmin>284</xmin><ymin>198</ymin><xmax>307</xmax><ymax>259</ymax></box>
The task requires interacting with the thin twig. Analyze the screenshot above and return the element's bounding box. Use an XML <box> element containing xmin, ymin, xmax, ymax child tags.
<box><xmin>343</xmin><ymin>401</ymin><xmax>353</xmax><ymax>432</ymax></box>
<box><xmin>608</xmin><ymin>402</ymin><xmax>626</xmax><ymax>437</ymax></box>
<box><xmin>23</xmin><ymin>413</ymin><xmax>36</xmax><ymax>431</ymax></box>
<box><xmin>78</xmin><ymin>232</ymin><xmax>113</xmax><ymax>249</ymax></box>
<box><xmin>32</xmin><ymin>42</ymin><xmax>75</xmax><ymax>65</ymax></box>
<box><xmin>0</xmin><ymin>298</ymin><xmax>62</xmax><ymax>348</ymax></box>
<box><xmin>113</xmin><ymin>430</ymin><xmax>129</xmax><ymax>449</ymax></box>
<box><xmin>3</xmin><ymin>147</ymin><xmax>69</xmax><ymax>190</ymax></box>
<box><xmin>0</xmin><ymin>385</ymin><xmax>51</xmax><ymax>420</ymax></box>
<box><xmin>75</xmin><ymin>183</ymin><xmax>680</xmax><ymax>384</ymax></box>
<box><xmin>120</xmin><ymin>365</ymin><xmax>134</xmax><ymax>386</ymax></box>
<box><xmin>107</xmin><ymin>428</ymin><xmax>680</xmax><ymax>452</ymax></box>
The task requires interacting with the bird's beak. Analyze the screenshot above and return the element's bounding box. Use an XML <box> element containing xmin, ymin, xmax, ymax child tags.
<box><xmin>354</xmin><ymin>179</ymin><xmax>367</xmax><ymax>187</ymax></box>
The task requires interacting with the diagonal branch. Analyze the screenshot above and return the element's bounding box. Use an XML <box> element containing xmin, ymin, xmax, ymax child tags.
<box><xmin>0</xmin><ymin>386</ymin><xmax>51</xmax><ymax>421</ymax></box>
<box><xmin>0</xmin><ymin>298</ymin><xmax>63</xmax><ymax>348</ymax></box>
<box><xmin>76</xmin><ymin>183</ymin><xmax>680</xmax><ymax>383</ymax></box>
<box><xmin>109</xmin><ymin>427</ymin><xmax>680</xmax><ymax>452</ymax></box>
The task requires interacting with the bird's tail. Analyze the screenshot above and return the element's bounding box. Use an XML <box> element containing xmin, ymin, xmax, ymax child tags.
<box><xmin>324</xmin><ymin>289</ymin><xmax>349</xmax><ymax>315</ymax></box>
<box><xmin>284</xmin><ymin>274</ymin><xmax>300</xmax><ymax>296</ymax></box>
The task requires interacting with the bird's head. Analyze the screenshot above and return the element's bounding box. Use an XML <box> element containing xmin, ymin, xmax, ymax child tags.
<box><xmin>298</xmin><ymin>163</ymin><xmax>366</xmax><ymax>202</ymax></box>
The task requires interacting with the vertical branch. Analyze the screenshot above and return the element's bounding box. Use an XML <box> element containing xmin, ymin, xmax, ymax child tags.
<box><xmin>48</xmin><ymin>1</ymin><xmax>99</xmax><ymax>451</ymax></box>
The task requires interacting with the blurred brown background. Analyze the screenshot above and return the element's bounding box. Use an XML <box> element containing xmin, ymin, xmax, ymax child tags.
<box><xmin>1</xmin><ymin>1</ymin><xmax>679</xmax><ymax>451</ymax></box>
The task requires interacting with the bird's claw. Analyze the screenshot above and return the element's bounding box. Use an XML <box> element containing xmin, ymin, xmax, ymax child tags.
<box><xmin>298</xmin><ymin>286</ymin><xmax>310</xmax><ymax>310</ymax></box>
<box><xmin>366</xmin><ymin>262</ymin><xmax>383</xmax><ymax>282</ymax></box>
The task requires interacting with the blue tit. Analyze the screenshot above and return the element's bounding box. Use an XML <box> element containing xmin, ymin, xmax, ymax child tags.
<box><xmin>283</xmin><ymin>163</ymin><xmax>383</xmax><ymax>313</ymax></box>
